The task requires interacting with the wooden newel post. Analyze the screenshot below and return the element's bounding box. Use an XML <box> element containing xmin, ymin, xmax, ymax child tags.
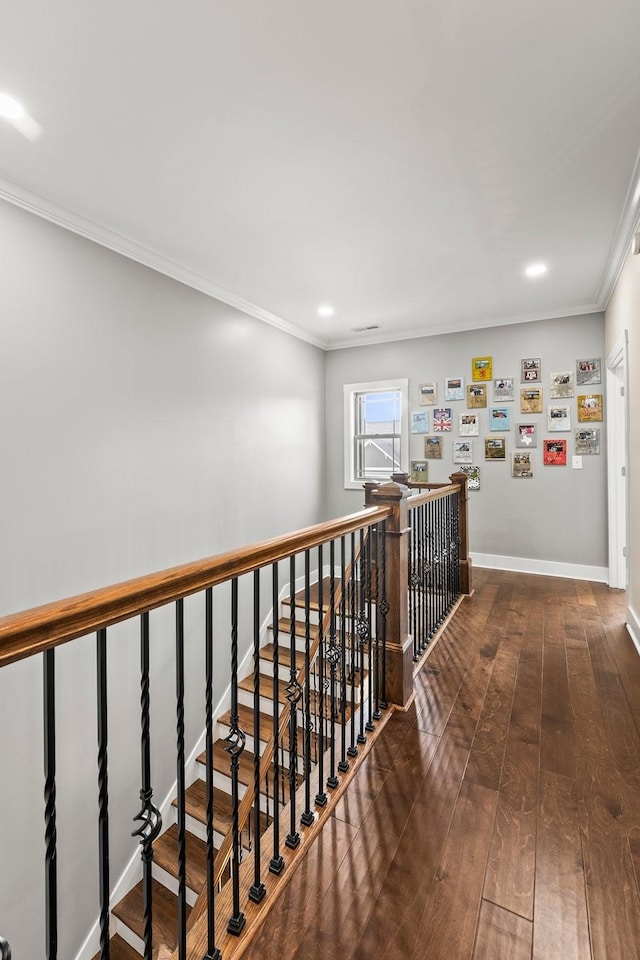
<box><xmin>364</xmin><ymin>481</ymin><xmax>414</xmax><ymax>710</ymax></box>
<box><xmin>449</xmin><ymin>471</ymin><xmax>473</xmax><ymax>595</ymax></box>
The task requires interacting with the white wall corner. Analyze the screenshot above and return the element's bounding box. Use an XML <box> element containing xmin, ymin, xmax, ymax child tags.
<box><xmin>626</xmin><ymin>605</ymin><xmax>640</xmax><ymax>656</ymax></box>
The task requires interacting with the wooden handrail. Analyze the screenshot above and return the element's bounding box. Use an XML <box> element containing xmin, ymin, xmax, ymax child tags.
<box><xmin>0</xmin><ymin>506</ymin><xmax>390</xmax><ymax>669</ymax></box>
<box><xmin>404</xmin><ymin>481</ymin><xmax>461</xmax><ymax>509</ymax></box>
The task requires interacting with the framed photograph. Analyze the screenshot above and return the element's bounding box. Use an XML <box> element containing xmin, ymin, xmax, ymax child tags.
<box><xmin>459</xmin><ymin>464</ymin><xmax>480</xmax><ymax>491</ymax></box>
<box><xmin>485</xmin><ymin>437</ymin><xmax>506</xmax><ymax>460</ymax></box>
<box><xmin>459</xmin><ymin>413</ymin><xmax>480</xmax><ymax>436</ymax></box>
<box><xmin>432</xmin><ymin>407</ymin><xmax>452</xmax><ymax>432</ymax></box>
<box><xmin>445</xmin><ymin>376</ymin><xmax>465</xmax><ymax>401</ymax></box>
<box><xmin>548</xmin><ymin>405</ymin><xmax>571</xmax><ymax>431</ymax></box>
<box><xmin>577</xmin><ymin>394</ymin><xmax>603</xmax><ymax>422</ymax></box>
<box><xmin>489</xmin><ymin>406</ymin><xmax>511</xmax><ymax>431</ymax></box>
<box><xmin>576</xmin><ymin>358</ymin><xmax>601</xmax><ymax>385</ymax></box>
<box><xmin>520</xmin><ymin>387</ymin><xmax>543</xmax><ymax>414</ymax></box>
<box><xmin>543</xmin><ymin>439</ymin><xmax>567</xmax><ymax>466</ymax></box>
<box><xmin>550</xmin><ymin>371</ymin><xmax>574</xmax><ymax>399</ymax></box>
<box><xmin>410</xmin><ymin>460</ymin><xmax>429</xmax><ymax>482</ymax></box>
<box><xmin>521</xmin><ymin>357</ymin><xmax>542</xmax><ymax>383</ymax></box>
<box><xmin>515</xmin><ymin>423</ymin><xmax>537</xmax><ymax>448</ymax></box>
<box><xmin>453</xmin><ymin>440</ymin><xmax>473</xmax><ymax>464</ymax></box>
<box><xmin>472</xmin><ymin>356</ymin><xmax>493</xmax><ymax>381</ymax></box>
<box><xmin>419</xmin><ymin>382</ymin><xmax>437</xmax><ymax>405</ymax></box>
<box><xmin>467</xmin><ymin>384</ymin><xmax>487</xmax><ymax>408</ymax></box>
<box><xmin>424</xmin><ymin>436</ymin><xmax>443</xmax><ymax>458</ymax></box>
<box><xmin>493</xmin><ymin>377</ymin><xmax>514</xmax><ymax>401</ymax></box>
<box><xmin>575</xmin><ymin>427</ymin><xmax>600</xmax><ymax>455</ymax></box>
<box><xmin>411</xmin><ymin>410</ymin><xmax>429</xmax><ymax>434</ymax></box>
<box><xmin>512</xmin><ymin>452</ymin><xmax>533</xmax><ymax>478</ymax></box>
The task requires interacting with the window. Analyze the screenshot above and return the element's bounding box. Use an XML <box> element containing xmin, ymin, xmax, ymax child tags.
<box><xmin>343</xmin><ymin>379</ymin><xmax>408</xmax><ymax>489</ymax></box>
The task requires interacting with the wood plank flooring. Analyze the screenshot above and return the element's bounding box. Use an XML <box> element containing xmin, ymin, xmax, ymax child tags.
<box><xmin>243</xmin><ymin>569</ymin><xmax>639</xmax><ymax>960</ymax></box>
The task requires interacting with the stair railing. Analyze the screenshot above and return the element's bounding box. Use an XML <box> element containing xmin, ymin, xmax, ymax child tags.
<box><xmin>0</xmin><ymin>477</ymin><xmax>471</xmax><ymax>960</ymax></box>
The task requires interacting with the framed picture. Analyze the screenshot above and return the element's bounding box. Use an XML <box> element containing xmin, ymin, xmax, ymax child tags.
<box><xmin>485</xmin><ymin>437</ymin><xmax>506</xmax><ymax>460</ymax></box>
<box><xmin>419</xmin><ymin>382</ymin><xmax>437</xmax><ymax>405</ymax></box>
<box><xmin>445</xmin><ymin>376</ymin><xmax>465</xmax><ymax>401</ymax></box>
<box><xmin>550</xmin><ymin>371</ymin><xmax>574</xmax><ymax>399</ymax></box>
<box><xmin>432</xmin><ymin>408</ymin><xmax>452</xmax><ymax>432</ymax></box>
<box><xmin>548</xmin><ymin>405</ymin><xmax>571</xmax><ymax>431</ymax></box>
<box><xmin>520</xmin><ymin>387</ymin><xmax>543</xmax><ymax>414</ymax></box>
<box><xmin>515</xmin><ymin>423</ymin><xmax>537</xmax><ymax>448</ymax></box>
<box><xmin>410</xmin><ymin>460</ymin><xmax>429</xmax><ymax>482</ymax></box>
<box><xmin>489</xmin><ymin>406</ymin><xmax>511</xmax><ymax>431</ymax></box>
<box><xmin>424</xmin><ymin>436</ymin><xmax>443</xmax><ymax>458</ymax></box>
<box><xmin>543</xmin><ymin>439</ymin><xmax>567</xmax><ymax>466</ymax></box>
<box><xmin>577</xmin><ymin>394</ymin><xmax>603</xmax><ymax>422</ymax></box>
<box><xmin>521</xmin><ymin>357</ymin><xmax>542</xmax><ymax>382</ymax></box>
<box><xmin>512</xmin><ymin>452</ymin><xmax>533</xmax><ymax>478</ymax></box>
<box><xmin>472</xmin><ymin>356</ymin><xmax>493</xmax><ymax>381</ymax></box>
<box><xmin>411</xmin><ymin>410</ymin><xmax>429</xmax><ymax>434</ymax></box>
<box><xmin>459</xmin><ymin>464</ymin><xmax>480</xmax><ymax>491</ymax></box>
<box><xmin>467</xmin><ymin>384</ymin><xmax>487</xmax><ymax>408</ymax></box>
<box><xmin>493</xmin><ymin>377</ymin><xmax>514</xmax><ymax>401</ymax></box>
<box><xmin>575</xmin><ymin>427</ymin><xmax>600</xmax><ymax>455</ymax></box>
<box><xmin>453</xmin><ymin>440</ymin><xmax>473</xmax><ymax>464</ymax></box>
<box><xmin>576</xmin><ymin>358</ymin><xmax>601</xmax><ymax>385</ymax></box>
<box><xmin>459</xmin><ymin>413</ymin><xmax>480</xmax><ymax>436</ymax></box>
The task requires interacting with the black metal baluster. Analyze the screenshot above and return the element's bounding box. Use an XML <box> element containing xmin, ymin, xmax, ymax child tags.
<box><xmin>373</xmin><ymin>525</ymin><xmax>382</xmax><ymax>721</ymax></box>
<box><xmin>226</xmin><ymin>578</ymin><xmax>246</xmax><ymax>934</ymax></box>
<box><xmin>270</xmin><ymin>563</ymin><xmax>284</xmax><ymax>875</ymax></box>
<box><xmin>0</xmin><ymin>938</ymin><xmax>11</xmax><ymax>959</ymax></box>
<box><xmin>285</xmin><ymin>555</ymin><xmax>301</xmax><ymax>848</ymax></box>
<box><xmin>43</xmin><ymin>649</ymin><xmax>57</xmax><ymax>960</ymax></box>
<box><xmin>327</xmin><ymin>540</ymin><xmax>340</xmax><ymax>789</ymax></box>
<box><xmin>300</xmin><ymin>550</ymin><xmax>314</xmax><ymax>827</ymax></box>
<box><xmin>315</xmin><ymin>544</ymin><xmax>328</xmax><ymax>806</ymax></box>
<box><xmin>249</xmin><ymin>570</ymin><xmax>266</xmax><ymax>903</ymax></box>
<box><xmin>410</xmin><ymin>509</ymin><xmax>418</xmax><ymax>660</ymax></box>
<box><xmin>439</xmin><ymin>498</ymin><xmax>445</xmax><ymax>625</ymax></box>
<box><xmin>132</xmin><ymin>613</ymin><xmax>163</xmax><ymax>960</ymax></box>
<box><xmin>174</xmin><ymin>601</ymin><xmax>187</xmax><ymax>959</ymax></box>
<box><xmin>96</xmin><ymin>629</ymin><xmax>111</xmax><ymax>960</ymax></box>
<box><xmin>365</xmin><ymin>528</ymin><xmax>375</xmax><ymax>733</ymax></box>
<box><xmin>357</xmin><ymin>529</ymin><xmax>367</xmax><ymax>745</ymax></box>
<box><xmin>347</xmin><ymin>532</ymin><xmax>358</xmax><ymax>759</ymax></box>
<box><xmin>379</xmin><ymin>520</ymin><xmax>389</xmax><ymax>710</ymax></box>
<box><xmin>453</xmin><ymin>492</ymin><xmax>461</xmax><ymax>597</ymax></box>
<box><xmin>200</xmin><ymin>591</ymin><xmax>221</xmax><ymax>960</ymax></box>
<box><xmin>338</xmin><ymin>536</ymin><xmax>349</xmax><ymax>774</ymax></box>
<box><xmin>428</xmin><ymin>501</ymin><xmax>436</xmax><ymax>638</ymax></box>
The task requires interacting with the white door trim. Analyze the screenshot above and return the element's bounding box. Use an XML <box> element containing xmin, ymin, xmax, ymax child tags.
<box><xmin>606</xmin><ymin>333</ymin><xmax>629</xmax><ymax>589</ymax></box>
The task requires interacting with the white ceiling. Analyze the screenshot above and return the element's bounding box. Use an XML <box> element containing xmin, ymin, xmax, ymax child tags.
<box><xmin>1</xmin><ymin>1</ymin><xmax>640</xmax><ymax>349</ymax></box>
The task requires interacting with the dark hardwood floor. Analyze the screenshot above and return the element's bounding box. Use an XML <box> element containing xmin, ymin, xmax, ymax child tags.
<box><xmin>243</xmin><ymin>568</ymin><xmax>640</xmax><ymax>960</ymax></box>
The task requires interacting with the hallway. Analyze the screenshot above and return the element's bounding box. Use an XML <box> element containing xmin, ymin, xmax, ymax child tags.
<box><xmin>244</xmin><ymin>568</ymin><xmax>640</xmax><ymax>960</ymax></box>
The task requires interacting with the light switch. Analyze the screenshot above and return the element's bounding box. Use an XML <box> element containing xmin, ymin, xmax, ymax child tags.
<box><xmin>572</xmin><ymin>455</ymin><xmax>583</xmax><ymax>469</ymax></box>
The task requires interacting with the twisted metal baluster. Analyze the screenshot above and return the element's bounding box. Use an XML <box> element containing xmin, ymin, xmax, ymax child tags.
<box><xmin>0</xmin><ymin>938</ymin><xmax>11</xmax><ymax>959</ymax></box>
<box><xmin>373</xmin><ymin>524</ymin><xmax>382</xmax><ymax>721</ymax></box>
<box><xmin>300</xmin><ymin>550</ymin><xmax>314</xmax><ymax>827</ymax></box>
<box><xmin>249</xmin><ymin>570</ymin><xmax>266</xmax><ymax>903</ymax></box>
<box><xmin>270</xmin><ymin>562</ymin><xmax>285</xmax><ymax>874</ymax></box>
<box><xmin>132</xmin><ymin>613</ymin><xmax>162</xmax><ymax>960</ymax></box>
<box><xmin>338</xmin><ymin>536</ymin><xmax>349</xmax><ymax>774</ymax></box>
<box><xmin>379</xmin><ymin>520</ymin><xmax>389</xmax><ymax>710</ymax></box>
<box><xmin>285</xmin><ymin>555</ymin><xmax>301</xmax><ymax>848</ymax></box>
<box><xmin>315</xmin><ymin>544</ymin><xmax>328</xmax><ymax>806</ymax></box>
<box><xmin>43</xmin><ymin>649</ymin><xmax>57</xmax><ymax>960</ymax></box>
<box><xmin>347</xmin><ymin>531</ymin><xmax>358</xmax><ymax>759</ymax></box>
<box><xmin>201</xmin><ymin>590</ymin><xmax>221</xmax><ymax>960</ymax></box>
<box><xmin>364</xmin><ymin>527</ymin><xmax>375</xmax><ymax>733</ymax></box>
<box><xmin>326</xmin><ymin>539</ymin><xmax>340</xmax><ymax>789</ymax></box>
<box><xmin>174</xmin><ymin>601</ymin><xmax>187</xmax><ymax>959</ymax></box>
<box><xmin>96</xmin><ymin>629</ymin><xmax>110</xmax><ymax>960</ymax></box>
<box><xmin>226</xmin><ymin>579</ymin><xmax>246</xmax><ymax>934</ymax></box>
<box><xmin>357</xmin><ymin>529</ymin><xmax>368</xmax><ymax>744</ymax></box>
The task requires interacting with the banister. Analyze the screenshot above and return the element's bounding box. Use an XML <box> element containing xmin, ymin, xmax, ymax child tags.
<box><xmin>0</xmin><ymin>505</ymin><xmax>390</xmax><ymax>669</ymax></box>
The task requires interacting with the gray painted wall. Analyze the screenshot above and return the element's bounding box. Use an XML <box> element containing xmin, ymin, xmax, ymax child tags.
<box><xmin>0</xmin><ymin>200</ymin><xmax>325</xmax><ymax>958</ymax></box>
<box><xmin>325</xmin><ymin>313</ymin><xmax>607</xmax><ymax>569</ymax></box>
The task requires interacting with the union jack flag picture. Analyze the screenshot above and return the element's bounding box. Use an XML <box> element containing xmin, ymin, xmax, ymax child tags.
<box><xmin>432</xmin><ymin>407</ymin><xmax>452</xmax><ymax>432</ymax></box>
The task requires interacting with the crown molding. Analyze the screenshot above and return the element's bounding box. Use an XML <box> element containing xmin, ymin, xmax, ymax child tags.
<box><xmin>596</xmin><ymin>141</ymin><xmax>640</xmax><ymax>309</ymax></box>
<box><xmin>0</xmin><ymin>176</ymin><xmax>328</xmax><ymax>351</ymax></box>
<box><xmin>325</xmin><ymin>301</ymin><xmax>602</xmax><ymax>350</ymax></box>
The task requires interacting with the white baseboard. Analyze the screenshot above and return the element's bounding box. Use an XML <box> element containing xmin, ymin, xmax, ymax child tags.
<box><xmin>471</xmin><ymin>552</ymin><xmax>609</xmax><ymax>583</ymax></box>
<box><xmin>626</xmin><ymin>605</ymin><xmax>640</xmax><ymax>656</ymax></box>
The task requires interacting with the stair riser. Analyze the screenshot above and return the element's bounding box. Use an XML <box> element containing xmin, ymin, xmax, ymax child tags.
<box><xmin>237</xmin><ymin>684</ymin><xmax>363</xmax><ymax>717</ymax></box>
<box><xmin>152</xmin><ymin>863</ymin><xmax>198</xmax><ymax>905</ymax></box>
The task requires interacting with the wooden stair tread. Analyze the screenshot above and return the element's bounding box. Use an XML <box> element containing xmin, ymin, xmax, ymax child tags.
<box><xmin>218</xmin><ymin>703</ymin><xmax>271</xmax><ymax>741</ymax></box>
<box><xmin>153</xmin><ymin>823</ymin><xmax>208</xmax><ymax>892</ymax></box>
<box><xmin>175</xmin><ymin>778</ymin><xmax>269</xmax><ymax>835</ymax></box>
<box><xmin>92</xmin><ymin>934</ymin><xmax>140</xmax><ymax>960</ymax></box>
<box><xmin>285</xmin><ymin>576</ymin><xmax>333</xmax><ymax>611</ymax></box>
<box><xmin>112</xmin><ymin>878</ymin><xmax>189</xmax><ymax>952</ymax></box>
<box><xmin>238</xmin><ymin>673</ymin><xmax>289</xmax><ymax>703</ymax></box>
<box><xmin>260</xmin><ymin>643</ymin><xmax>306</xmax><ymax>669</ymax></box>
<box><xmin>270</xmin><ymin>617</ymin><xmax>320</xmax><ymax>639</ymax></box>
<box><xmin>196</xmin><ymin>738</ymin><xmax>304</xmax><ymax>789</ymax></box>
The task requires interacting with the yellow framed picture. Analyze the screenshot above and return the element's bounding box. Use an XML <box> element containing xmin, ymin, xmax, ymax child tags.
<box><xmin>472</xmin><ymin>356</ymin><xmax>493</xmax><ymax>381</ymax></box>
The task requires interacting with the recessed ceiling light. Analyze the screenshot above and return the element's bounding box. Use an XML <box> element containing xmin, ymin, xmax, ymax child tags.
<box><xmin>524</xmin><ymin>262</ymin><xmax>548</xmax><ymax>278</ymax></box>
<box><xmin>317</xmin><ymin>304</ymin><xmax>334</xmax><ymax>318</ymax></box>
<box><xmin>0</xmin><ymin>91</ymin><xmax>42</xmax><ymax>141</ymax></box>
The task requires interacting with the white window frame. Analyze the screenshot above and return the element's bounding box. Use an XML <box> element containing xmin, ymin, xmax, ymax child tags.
<box><xmin>343</xmin><ymin>378</ymin><xmax>409</xmax><ymax>490</ymax></box>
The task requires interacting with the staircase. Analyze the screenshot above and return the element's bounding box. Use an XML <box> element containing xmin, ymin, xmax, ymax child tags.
<box><xmin>99</xmin><ymin>575</ymin><xmax>364</xmax><ymax>958</ymax></box>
